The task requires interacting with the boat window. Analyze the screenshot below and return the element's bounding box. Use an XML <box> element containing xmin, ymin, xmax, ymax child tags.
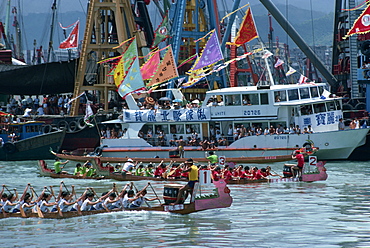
<box><xmin>155</xmin><ymin>125</ymin><xmax>169</xmax><ymax>135</ymax></box>
<box><xmin>188</xmin><ymin>124</ymin><xmax>200</xmax><ymax>134</ymax></box>
<box><xmin>225</xmin><ymin>94</ymin><xmax>241</xmax><ymax>106</ymax></box>
<box><xmin>310</xmin><ymin>86</ymin><xmax>319</xmax><ymax>98</ymax></box>
<box><xmin>335</xmin><ymin>100</ymin><xmax>342</xmax><ymax>110</ymax></box>
<box><xmin>170</xmin><ymin>124</ymin><xmax>184</xmax><ymax>134</ymax></box>
<box><xmin>300</xmin><ymin>104</ymin><xmax>313</xmax><ymax>115</ymax></box>
<box><xmin>260</xmin><ymin>93</ymin><xmax>269</xmax><ymax>105</ymax></box>
<box><xmin>242</xmin><ymin>94</ymin><xmax>259</xmax><ymax>105</ymax></box>
<box><xmin>26</xmin><ymin>126</ymin><xmax>31</xmax><ymax>133</ymax></box>
<box><xmin>326</xmin><ymin>101</ymin><xmax>336</xmax><ymax>111</ymax></box>
<box><xmin>313</xmin><ymin>103</ymin><xmax>326</xmax><ymax>113</ymax></box>
<box><xmin>287</xmin><ymin>89</ymin><xmax>299</xmax><ymax>101</ymax></box>
<box><xmin>299</xmin><ymin>87</ymin><xmax>310</xmax><ymax>99</ymax></box>
<box><xmin>318</xmin><ymin>86</ymin><xmax>324</xmax><ymax>96</ymax></box>
<box><xmin>274</xmin><ymin>90</ymin><xmax>287</xmax><ymax>102</ymax></box>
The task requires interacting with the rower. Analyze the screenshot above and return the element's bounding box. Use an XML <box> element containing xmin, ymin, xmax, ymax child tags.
<box><xmin>121</xmin><ymin>158</ymin><xmax>137</xmax><ymax>174</ymax></box>
<box><xmin>291</xmin><ymin>150</ymin><xmax>305</xmax><ymax>178</ymax></box>
<box><xmin>58</xmin><ymin>191</ymin><xmax>76</xmax><ymax>212</ymax></box>
<box><xmin>54</xmin><ymin>157</ymin><xmax>69</xmax><ymax>174</ymax></box>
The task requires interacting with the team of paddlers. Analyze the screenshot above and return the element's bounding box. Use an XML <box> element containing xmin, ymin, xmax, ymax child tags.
<box><xmin>57</xmin><ymin>157</ymin><xmax>284</xmax><ymax>181</ymax></box>
<box><xmin>0</xmin><ymin>181</ymin><xmax>159</xmax><ymax>217</ymax></box>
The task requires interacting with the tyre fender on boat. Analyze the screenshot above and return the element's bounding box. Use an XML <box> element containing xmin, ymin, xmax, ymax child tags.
<box><xmin>68</xmin><ymin>121</ymin><xmax>78</xmax><ymax>133</ymax></box>
<box><xmin>77</xmin><ymin>118</ymin><xmax>86</xmax><ymax>130</ymax></box>
<box><xmin>58</xmin><ymin>120</ymin><xmax>69</xmax><ymax>130</ymax></box>
<box><xmin>42</xmin><ymin>124</ymin><xmax>52</xmax><ymax>134</ymax></box>
<box><xmin>3</xmin><ymin>142</ymin><xmax>17</xmax><ymax>154</ymax></box>
<box><xmin>94</xmin><ymin>147</ymin><xmax>103</xmax><ymax>156</ymax></box>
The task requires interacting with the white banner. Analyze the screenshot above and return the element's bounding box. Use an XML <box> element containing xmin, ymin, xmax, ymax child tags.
<box><xmin>122</xmin><ymin>108</ymin><xmax>211</xmax><ymax>123</ymax></box>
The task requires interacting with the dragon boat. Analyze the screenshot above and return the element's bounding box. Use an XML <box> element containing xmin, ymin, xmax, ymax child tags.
<box><xmin>1</xmin><ymin>179</ymin><xmax>232</xmax><ymax>218</ymax></box>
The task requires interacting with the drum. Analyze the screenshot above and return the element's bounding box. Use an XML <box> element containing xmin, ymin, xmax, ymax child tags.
<box><xmin>283</xmin><ymin>164</ymin><xmax>294</xmax><ymax>178</ymax></box>
<box><xmin>169</xmin><ymin>150</ymin><xmax>180</xmax><ymax>158</ymax></box>
<box><xmin>163</xmin><ymin>184</ymin><xmax>185</xmax><ymax>204</ymax></box>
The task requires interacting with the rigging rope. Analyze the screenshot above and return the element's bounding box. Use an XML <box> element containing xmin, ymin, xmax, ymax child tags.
<box><xmin>310</xmin><ymin>0</ymin><xmax>316</xmax><ymax>52</ymax></box>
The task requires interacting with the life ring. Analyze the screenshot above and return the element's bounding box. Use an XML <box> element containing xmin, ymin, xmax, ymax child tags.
<box><xmin>94</xmin><ymin>147</ymin><xmax>103</xmax><ymax>156</ymax></box>
<box><xmin>302</xmin><ymin>142</ymin><xmax>312</xmax><ymax>152</ymax></box>
<box><xmin>77</xmin><ymin>118</ymin><xmax>86</xmax><ymax>130</ymax></box>
<box><xmin>42</xmin><ymin>124</ymin><xmax>52</xmax><ymax>134</ymax></box>
<box><xmin>68</xmin><ymin>121</ymin><xmax>78</xmax><ymax>133</ymax></box>
<box><xmin>3</xmin><ymin>142</ymin><xmax>17</xmax><ymax>154</ymax></box>
<box><xmin>58</xmin><ymin>120</ymin><xmax>69</xmax><ymax>130</ymax></box>
<box><xmin>224</xmin><ymin>187</ymin><xmax>230</xmax><ymax>194</ymax></box>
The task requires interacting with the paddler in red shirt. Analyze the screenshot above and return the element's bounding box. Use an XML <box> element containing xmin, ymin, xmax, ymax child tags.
<box><xmin>291</xmin><ymin>150</ymin><xmax>305</xmax><ymax>178</ymax></box>
<box><xmin>253</xmin><ymin>168</ymin><xmax>269</xmax><ymax>180</ymax></box>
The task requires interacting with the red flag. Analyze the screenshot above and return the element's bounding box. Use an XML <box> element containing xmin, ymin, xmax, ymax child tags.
<box><xmin>344</xmin><ymin>5</ymin><xmax>370</xmax><ymax>39</ymax></box>
<box><xmin>59</xmin><ymin>21</ymin><xmax>79</xmax><ymax>49</ymax></box>
<box><xmin>226</xmin><ymin>7</ymin><xmax>258</xmax><ymax>46</ymax></box>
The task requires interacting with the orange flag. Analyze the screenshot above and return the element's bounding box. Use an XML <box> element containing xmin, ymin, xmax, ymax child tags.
<box><xmin>226</xmin><ymin>7</ymin><xmax>258</xmax><ymax>46</ymax></box>
<box><xmin>146</xmin><ymin>46</ymin><xmax>179</xmax><ymax>87</ymax></box>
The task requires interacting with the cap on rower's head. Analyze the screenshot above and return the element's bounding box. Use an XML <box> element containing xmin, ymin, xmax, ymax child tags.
<box><xmin>127</xmin><ymin>158</ymin><xmax>133</xmax><ymax>162</ymax></box>
<box><xmin>295</xmin><ymin>150</ymin><xmax>300</xmax><ymax>154</ymax></box>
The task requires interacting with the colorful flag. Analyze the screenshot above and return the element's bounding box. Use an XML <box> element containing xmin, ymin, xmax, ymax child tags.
<box><xmin>262</xmin><ymin>50</ymin><xmax>273</xmax><ymax>59</ymax></box>
<box><xmin>114</xmin><ymin>38</ymin><xmax>138</xmax><ymax>87</ymax></box>
<box><xmin>59</xmin><ymin>20</ymin><xmax>79</xmax><ymax>49</ymax></box>
<box><xmin>286</xmin><ymin>66</ymin><xmax>297</xmax><ymax>76</ymax></box>
<box><xmin>147</xmin><ymin>46</ymin><xmax>179</xmax><ymax>87</ymax></box>
<box><xmin>84</xmin><ymin>102</ymin><xmax>94</xmax><ymax>127</ymax></box>
<box><xmin>320</xmin><ymin>89</ymin><xmax>331</xmax><ymax>99</ymax></box>
<box><xmin>118</xmin><ymin>57</ymin><xmax>145</xmax><ymax>98</ymax></box>
<box><xmin>298</xmin><ymin>74</ymin><xmax>308</xmax><ymax>84</ymax></box>
<box><xmin>344</xmin><ymin>5</ymin><xmax>370</xmax><ymax>39</ymax></box>
<box><xmin>274</xmin><ymin>58</ymin><xmax>284</xmax><ymax>68</ymax></box>
<box><xmin>226</xmin><ymin>7</ymin><xmax>258</xmax><ymax>46</ymax></box>
<box><xmin>182</xmin><ymin>68</ymin><xmax>208</xmax><ymax>88</ymax></box>
<box><xmin>152</xmin><ymin>15</ymin><xmax>170</xmax><ymax>48</ymax></box>
<box><xmin>140</xmin><ymin>50</ymin><xmax>160</xmax><ymax>80</ymax></box>
<box><xmin>191</xmin><ymin>31</ymin><xmax>224</xmax><ymax>71</ymax></box>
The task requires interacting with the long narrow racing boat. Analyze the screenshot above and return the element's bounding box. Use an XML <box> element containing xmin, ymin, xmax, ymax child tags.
<box><xmin>1</xmin><ymin>179</ymin><xmax>232</xmax><ymax>218</ymax></box>
<box><xmin>37</xmin><ymin>160</ymin><xmax>105</xmax><ymax>180</ymax></box>
<box><xmin>226</xmin><ymin>161</ymin><xmax>328</xmax><ymax>184</ymax></box>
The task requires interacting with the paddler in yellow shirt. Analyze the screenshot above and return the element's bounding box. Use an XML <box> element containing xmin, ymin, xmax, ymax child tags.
<box><xmin>171</xmin><ymin>158</ymin><xmax>199</xmax><ymax>205</ymax></box>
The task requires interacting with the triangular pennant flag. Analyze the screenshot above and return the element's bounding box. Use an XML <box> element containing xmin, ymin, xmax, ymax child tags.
<box><xmin>146</xmin><ymin>46</ymin><xmax>179</xmax><ymax>87</ymax></box>
<box><xmin>122</xmin><ymin>38</ymin><xmax>138</xmax><ymax>75</ymax></box>
<box><xmin>59</xmin><ymin>20</ymin><xmax>79</xmax><ymax>49</ymax></box>
<box><xmin>118</xmin><ymin>57</ymin><xmax>145</xmax><ymax>98</ymax></box>
<box><xmin>344</xmin><ymin>5</ymin><xmax>370</xmax><ymax>39</ymax></box>
<box><xmin>191</xmin><ymin>31</ymin><xmax>224</xmax><ymax>71</ymax></box>
<box><xmin>274</xmin><ymin>58</ymin><xmax>284</xmax><ymax>68</ymax></box>
<box><xmin>114</xmin><ymin>38</ymin><xmax>138</xmax><ymax>87</ymax></box>
<box><xmin>84</xmin><ymin>102</ymin><xmax>94</xmax><ymax>127</ymax></box>
<box><xmin>113</xmin><ymin>57</ymin><xmax>124</xmax><ymax>87</ymax></box>
<box><xmin>286</xmin><ymin>66</ymin><xmax>297</xmax><ymax>76</ymax></box>
<box><xmin>140</xmin><ymin>50</ymin><xmax>161</xmax><ymax>80</ymax></box>
<box><xmin>152</xmin><ymin>15</ymin><xmax>170</xmax><ymax>48</ymax></box>
<box><xmin>262</xmin><ymin>50</ymin><xmax>273</xmax><ymax>59</ymax></box>
<box><xmin>226</xmin><ymin>7</ymin><xmax>258</xmax><ymax>46</ymax></box>
<box><xmin>298</xmin><ymin>74</ymin><xmax>308</xmax><ymax>84</ymax></box>
<box><xmin>182</xmin><ymin>68</ymin><xmax>208</xmax><ymax>88</ymax></box>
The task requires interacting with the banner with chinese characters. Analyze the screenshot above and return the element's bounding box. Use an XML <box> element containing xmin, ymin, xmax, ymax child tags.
<box><xmin>122</xmin><ymin>108</ymin><xmax>211</xmax><ymax>123</ymax></box>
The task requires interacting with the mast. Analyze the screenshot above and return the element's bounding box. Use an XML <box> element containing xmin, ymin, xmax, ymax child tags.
<box><xmin>259</xmin><ymin>0</ymin><xmax>337</xmax><ymax>88</ymax></box>
<box><xmin>4</xmin><ymin>0</ymin><xmax>11</xmax><ymax>49</ymax></box>
<box><xmin>47</xmin><ymin>0</ymin><xmax>57</xmax><ymax>62</ymax></box>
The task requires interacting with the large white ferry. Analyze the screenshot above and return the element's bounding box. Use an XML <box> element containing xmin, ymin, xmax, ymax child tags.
<box><xmin>99</xmin><ymin>83</ymin><xmax>368</xmax><ymax>161</ymax></box>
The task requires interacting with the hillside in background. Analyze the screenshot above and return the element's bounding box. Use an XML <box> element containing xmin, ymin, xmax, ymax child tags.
<box><xmin>4</xmin><ymin>2</ymin><xmax>334</xmax><ymax>53</ymax></box>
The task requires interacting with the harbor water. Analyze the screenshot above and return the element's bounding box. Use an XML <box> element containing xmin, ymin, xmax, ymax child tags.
<box><xmin>1</xmin><ymin>160</ymin><xmax>370</xmax><ymax>247</ymax></box>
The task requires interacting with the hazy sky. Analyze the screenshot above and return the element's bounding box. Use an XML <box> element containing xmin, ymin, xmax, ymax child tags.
<box><xmin>1</xmin><ymin>0</ymin><xmax>335</xmax><ymax>15</ymax></box>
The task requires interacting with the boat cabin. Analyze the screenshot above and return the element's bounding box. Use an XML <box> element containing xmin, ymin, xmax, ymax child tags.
<box><xmin>0</xmin><ymin>121</ymin><xmax>45</xmax><ymax>143</ymax></box>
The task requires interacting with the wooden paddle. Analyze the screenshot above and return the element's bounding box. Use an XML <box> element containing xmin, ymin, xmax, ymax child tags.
<box><xmin>148</xmin><ymin>182</ymin><xmax>162</xmax><ymax>205</ymax></box>
<box><xmin>36</xmin><ymin>205</ymin><xmax>44</xmax><ymax>218</ymax></box>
